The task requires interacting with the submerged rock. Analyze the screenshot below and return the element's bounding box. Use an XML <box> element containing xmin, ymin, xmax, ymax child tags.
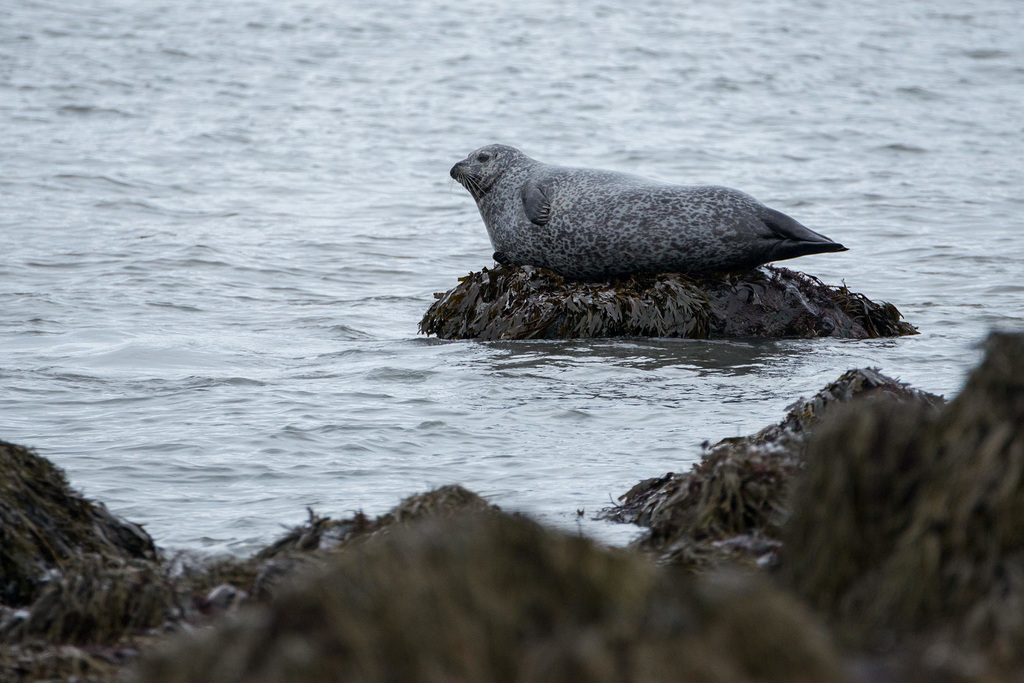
<box><xmin>420</xmin><ymin>264</ymin><xmax>916</xmax><ymax>340</ymax></box>
<box><xmin>784</xmin><ymin>332</ymin><xmax>1024</xmax><ymax>678</ymax></box>
<box><xmin>600</xmin><ymin>368</ymin><xmax>943</xmax><ymax>568</ymax></box>
<box><xmin>130</xmin><ymin>514</ymin><xmax>841</xmax><ymax>683</ymax></box>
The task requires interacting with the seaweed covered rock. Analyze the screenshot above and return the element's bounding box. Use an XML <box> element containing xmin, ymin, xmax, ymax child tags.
<box><xmin>131</xmin><ymin>513</ymin><xmax>841</xmax><ymax>683</ymax></box>
<box><xmin>420</xmin><ymin>264</ymin><xmax>916</xmax><ymax>340</ymax></box>
<box><xmin>0</xmin><ymin>441</ymin><xmax>157</xmax><ymax>606</ymax></box>
<box><xmin>783</xmin><ymin>332</ymin><xmax>1024</xmax><ymax>677</ymax></box>
<box><xmin>182</xmin><ymin>484</ymin><xmax>498</xmax><ymax>601</ymax></box>
<box><xmin>0</xmin><ymin>442</ymin><xmax>182</xmax><ymax>682</ymax></box>
<box><xmin>601</xmin><ymin>369</ymin><xmax>943</xmax><ymax>568</ymax></box>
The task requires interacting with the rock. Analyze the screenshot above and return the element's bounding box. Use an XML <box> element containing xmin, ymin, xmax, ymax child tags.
<box><xmin>419</xmin><ymin>264</ymin><xmax>917</xmax><ymax>340</ymax></box>
<box><xmin>783</xmin><ymin>332</ymin><xmax>1024</xmax><ymax>679</ymax></box>
<box><xmin>129</xmin><ymin>513</ymin><xmax>842</xmax><ymax>683</ymax></box>
<box><xmin>600</xmin><ymin>368</ymin><xmax>943</xmax><ymax>567</ymax></box>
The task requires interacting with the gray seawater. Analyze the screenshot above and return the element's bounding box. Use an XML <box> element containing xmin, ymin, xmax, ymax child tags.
<box><xmin>2</xmin><ymin>0</ymin><xmax>1022</xmax><ymax>554</ymax></box>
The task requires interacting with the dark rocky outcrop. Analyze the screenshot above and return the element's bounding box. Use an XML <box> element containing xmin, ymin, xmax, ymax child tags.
<box><xmin>603</xmin><ymin>332</ymin><xmax>1024</xmax><ymax>681</ymax></box>
<box><xmin>0</xmin><ymin>442</ymin><xmax>179</xmax><ymax>681</ymax></box>
<box><xmin>8</xmin><ymin>333</ymin><xmax>1024</xmax><ymax>682</ymax></box>
<box><xmin>420</xmin><ymin>264</ymin><xmax>916</xmax><ymax>340</ymax></box>
<box><xmin>130</xmin><ymin>514</ymin><xmax>841</xmax><ymax>683</ymax></box>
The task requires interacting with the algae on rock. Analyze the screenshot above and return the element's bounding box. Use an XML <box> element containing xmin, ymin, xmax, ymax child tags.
<box><xmin>420</xmin><ymin>264</ymin><xmax>916</xmax><ymax>341</ymax></box>
<box><xmin>0</xmin><ymin>441</ymin><xmax>181</xmax><ymax>681</ymax></box>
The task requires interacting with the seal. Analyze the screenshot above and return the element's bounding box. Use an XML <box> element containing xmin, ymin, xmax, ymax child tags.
<box><xmin>450</xmin><ymin>144</ymin><xmax>848</xmax><ymax>280</ymax></box>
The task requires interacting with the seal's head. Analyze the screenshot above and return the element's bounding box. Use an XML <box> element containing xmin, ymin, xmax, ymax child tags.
<box><xmin>450</xmin><ymin>144</ymin><xmax>527</xmax><ymax>200</ymax></box>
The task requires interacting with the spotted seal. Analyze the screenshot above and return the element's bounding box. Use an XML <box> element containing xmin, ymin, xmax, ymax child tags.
<box><xmin>450</xmin><ymin>144</ymin><xmax>847</xmax><ymax>280</ymax></box>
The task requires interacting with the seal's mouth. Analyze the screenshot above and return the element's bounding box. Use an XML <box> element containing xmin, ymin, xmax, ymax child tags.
<box><xmin>450</xmin><ymin>164</ymin><xmax>489</xmax><ymax>200</ymax></box>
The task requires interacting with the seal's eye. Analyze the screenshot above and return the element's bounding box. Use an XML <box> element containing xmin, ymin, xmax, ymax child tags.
<box><xmin>476</xmin><ymin>152</ymin><xmax>491</xmax><ymax>162</ymax></box>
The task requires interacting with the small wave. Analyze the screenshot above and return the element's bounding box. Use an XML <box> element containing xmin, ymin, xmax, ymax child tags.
<box><xmin>895</xmin><ymin>86</ymin><xmax>942</xmax><ymax>100</ymax></box>
<box><xmin>57</xmin><ymin>105</ymin><xmax>137</xmax><ymax>118</ymax></box>
<box><xmin>964</xmin><ymin>49</ymin><xmax>1008</xmax><ymax>59</ymax></box>
<box><xmin>875</xmin><ymin>143</ymin><xmax>928</xmax><ymax>153</ymax></box>
<box><xmin>54</xmin><ymin>173</ymin><xmax>143</xmax><ymax>189</ymax></box>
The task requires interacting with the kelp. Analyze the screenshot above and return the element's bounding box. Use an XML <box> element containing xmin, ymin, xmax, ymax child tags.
<box><xmin>420</xmin><ymin>264</ymin><xmax>916</xmax><ymax>340</ymax></box>
<box><xmin>601</xmin><ymin>368</ymin><xmax>943</xmax><ymax>568</ymax></box>
<box><xmin>0</xmin><ymin>442</ymin><xmax>179</xmax><ymax>681</ymax></box>
<box><xmin>130</xmin><ymin>514</ymin><xmax>841</xmax><ymax>683</ymax></box>
<box><xmin>783</xmin><ymin>332</ymin><xmax>1024</xmax><ymax>677</ymax></box>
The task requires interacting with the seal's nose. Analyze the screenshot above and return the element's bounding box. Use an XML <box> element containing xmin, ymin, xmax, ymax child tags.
<box><xmin>449</xmin><ymin>161</ymin><xmax>464</xmax><ymax>180</ymax></box>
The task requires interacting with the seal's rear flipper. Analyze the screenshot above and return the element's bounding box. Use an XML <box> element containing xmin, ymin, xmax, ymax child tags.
<box><xmin>768</xmin><ymin>239</ymin><xmax>849</xmax><ymax>262</ymax></box>
<box><xmin>761</xmin><ymin>207</ymin><xmax>847</xmax><ymax>261</ymax></box>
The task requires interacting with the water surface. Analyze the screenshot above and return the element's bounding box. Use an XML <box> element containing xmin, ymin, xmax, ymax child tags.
<box><xmin>2</xmin><ymin>0</ymin><xmax>1022</xmax><ymax>553</ymax></box>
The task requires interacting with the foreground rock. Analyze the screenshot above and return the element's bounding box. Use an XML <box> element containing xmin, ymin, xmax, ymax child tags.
<box><xmin>784</xmin><ymin>332</ymin><xmax>1024</xmax><ymax>679</ymax></box>
<box><xmin>8</xmin><ymin>333</ymin><xmax>1024</xmax><ymax>681</ymax></box>
<box><xmin>420</xmin><ymin>264</ymin><xmax>916</xmax><ymax>340</ymax></box>
<box><xmin>0</xmin><ymin>441</ymin><xmax>157</xmax><ymax>607</ymax></box>
<box><xmin>131</xmin><ymin>514</ymin><xmax>841</xmax><ymax>683</ymax></box>
<box><xmin>600</xmin><ymin>368</ymin><xmax>943</xmax><ymax>568</ymax></box>
<box><xmin>0</xmin><ymin>475</ymin><xmax>499</xmax><ymax>682</ymax></box>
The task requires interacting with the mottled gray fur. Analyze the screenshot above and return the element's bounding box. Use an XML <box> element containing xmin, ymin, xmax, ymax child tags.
<box><xmin>450</xmin><ymin>144</ymin><xmax>847</xmax><ymax>280</ymax></box>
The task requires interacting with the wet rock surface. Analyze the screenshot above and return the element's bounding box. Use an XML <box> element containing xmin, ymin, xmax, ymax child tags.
<box><xmin>419</xmin><ymin>264</ymin><xmax>917</xmax><ymax>340</ymax></box>
<box><xmin>0</xmin><ymin>442</ymin><xmax>178</xmax><ymax>681</ymax></box>
<box><xmin>604</xmin><ymin>332</ymin><xmax>1024</xmax><ymax>681</ymax></box>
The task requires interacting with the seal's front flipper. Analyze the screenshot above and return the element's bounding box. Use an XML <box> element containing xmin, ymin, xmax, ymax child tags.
<box><xmin>493</xmin><ymin>251</ymin><xmax>511</xmax><ymax>265</ymax></box>
<box><xmin>521</xmin><ymin>180</ymin><xmax>552</xmax><ymax>227</ymax></box>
